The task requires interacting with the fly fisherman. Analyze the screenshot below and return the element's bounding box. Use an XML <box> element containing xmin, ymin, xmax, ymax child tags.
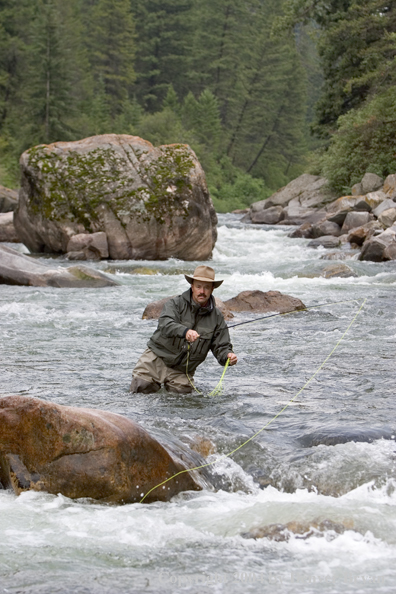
<box><xmin>130</xmin><ymin>265</ymin><xmax>238</xmax><ymax>394</ymax></box>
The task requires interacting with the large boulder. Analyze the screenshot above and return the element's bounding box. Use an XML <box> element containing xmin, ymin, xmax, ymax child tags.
<box><xmin>0</xmin><ymin>396</ymin><xmax>205</xmax><ymax>503</ymax></box>
<box><xmin>0</xmin><ymin>244</ymin><xmax>119</xmax><ymax>287</ymax></box>
<box><xmin>14</xmin><ymin>134</ymin><xmax>217</xmax><ymax>260</ymax></box>
<box><xmin>326</xmin><ymin>196</ymin><xmax>371</xmax><ymax>226</ymax></box>
<box><xmin>142</xmin><ymin>294</ymin><xmax>234</xmax><ymax>320</ymax></box>
<box><xmin>340</xmin><ymin>211</ymin><xmax>371</xmax><ymax>234</ymax></box>
<box><xmin>0</xmin><ymin>212</ymin><xmax>19</xmax><ymax>242</ymax></box>
<box><xmin>360</xmin><ymin>172</ymin><xmax>384</xmax><ymax>194</ymax></box>
<box><xmin>224</xmin><ymin>290</ymin><xmax>305</xmax><ymax>313</ymax></box>
<box><xmin>0</xmin><ymin>185</ymin><xmax>18</xmax><ymax>212</ymax></box>
<box><xmin>250</xmin><ymin>205</ymin><xmax>284</xmax><ymax>225</ymax></box>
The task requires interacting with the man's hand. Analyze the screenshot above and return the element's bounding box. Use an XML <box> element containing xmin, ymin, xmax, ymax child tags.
<box><xmin>186</xmin><ymin>329</ymin><xmax>200</xmax><ymax>342</ymax></box>
<box><xmin>227</xmin><ymin>352</ymin><xmax>237</xmax><ymax>366</ymax></box>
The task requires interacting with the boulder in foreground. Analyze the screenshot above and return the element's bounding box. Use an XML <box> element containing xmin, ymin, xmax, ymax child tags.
<box><xmin>0</xmin><ymin>244</ymin><xmax>118</xmax><ymax>287</ymax></box>
<box><xmin>14</xmin><ymin>134</ymin><xmax>217</xmax><ymax>261</ymax></box>
<box><xmin>0</xmin><ymin>396</ymin><xmax>205</xmax><ymax>503</ymax></box>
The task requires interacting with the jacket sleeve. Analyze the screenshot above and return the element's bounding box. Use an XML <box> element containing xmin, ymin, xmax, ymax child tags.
<box><xmin>211</xmin><ymin>313</ymin><xmax>233</xmax><ymax>365</ymax></box>
<box><xmin>156</xmin><ymin>297</ymin><xmax>189</xmax><ymax>339</ymax></box>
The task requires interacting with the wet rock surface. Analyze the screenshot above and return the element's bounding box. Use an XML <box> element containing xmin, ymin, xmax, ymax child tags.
<box><xmin>0</xmin><ymin>244</ymin><xmax>119</xmax><ymax>287</ymax></box>
<box><xmin>0</xmin><ymin>395</ymin><xmax>206</xmax><ymax>503</ymax></box>
<box><xmin>224</xmin><ymin>290</ymin><xmax>305</xmax><ymax>313</ymax></box>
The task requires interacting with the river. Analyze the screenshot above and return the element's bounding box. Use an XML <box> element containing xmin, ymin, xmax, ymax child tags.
<box><xmin>1</xmin><ymin>213</ymin><xmax>395</xmax><ymax>593</ymax></box>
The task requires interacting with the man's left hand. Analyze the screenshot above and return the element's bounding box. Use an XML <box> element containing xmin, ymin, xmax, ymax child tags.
<box><xmin>227</xmin><ymin>353</ymin><xmax>237</xmax><ymax>366</ymax></box>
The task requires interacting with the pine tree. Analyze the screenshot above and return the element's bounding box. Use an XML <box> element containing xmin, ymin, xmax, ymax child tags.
<box><xmin>131</xmin><ymin>0</ymin><xmax>194</xmax><ymax>111</ymax></box>
<box><xmin>88</xmin><ymin>0</ymin><xmax>136</xmax><ymax>119</ymax></box>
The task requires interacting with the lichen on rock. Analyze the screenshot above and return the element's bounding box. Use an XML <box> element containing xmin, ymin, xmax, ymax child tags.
<box><xmin>15</xmin><ymin>134</ymin><xmax>217</xmax><ymax>260</ymax></box>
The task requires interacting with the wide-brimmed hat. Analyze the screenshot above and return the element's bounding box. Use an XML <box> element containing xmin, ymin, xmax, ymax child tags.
<box><xmin>184</xmin><ymin>265</ymin><xmax>223</xmax><ymax>288</ymax></box>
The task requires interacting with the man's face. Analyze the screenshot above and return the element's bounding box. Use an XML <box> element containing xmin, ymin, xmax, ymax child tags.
<box><xmin>191</xmin><ymin>280</ymin><xmax>213</xmax><ymax>305</ymax></box>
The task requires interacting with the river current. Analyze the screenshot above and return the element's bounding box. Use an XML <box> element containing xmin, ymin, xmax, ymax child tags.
<box><xmin>1</xmin><ymin>214</ymin><xmax>395</xmax><ymax>593</ymax></box>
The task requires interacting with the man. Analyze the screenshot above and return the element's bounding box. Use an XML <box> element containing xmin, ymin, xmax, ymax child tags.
<box><xmin>130</xmin><ymin>265</ymin><xmax>237</xmax><ymax>394</ymax></box>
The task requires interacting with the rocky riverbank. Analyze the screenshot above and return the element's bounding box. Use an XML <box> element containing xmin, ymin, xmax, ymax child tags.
<box><xmin>244</xmin><ymin>172</ymin><xmax>396</xmax><ymax>262</ymax></box>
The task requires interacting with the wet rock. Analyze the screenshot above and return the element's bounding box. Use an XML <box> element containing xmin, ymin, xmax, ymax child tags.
<box><xmin>142</xmin><ymin>295</ymin><xmax>234</xmax><ymax>320</ymax></box>
<box><xmin>14</xmin><ymin>134</ymin><xmax>217</xmax><ymax>261</ymax></box>
<box><xmin>320</xmin><ymin>263</ymin><xmax>357</xmax><ymax>278</ymax></box>
<box><xmin>250</xmin><ymin>205</ymin><xmax>284</xmax><ymax>224</ymax></box>
<box><xmin>340</xmin><ymin>211</ymin><xmax>371</xmax><ymax>234</ymax></box>
<box><xmin>311</xmin><ymin>220</ymin><xmax>342</xmax><ymax>238</ymax></box>
<box><xmin>288</xmin><ymin>222</ymin><xmax>313</xmax><ymax>239</ymax></box>
<box><xmin>372</xmin><ymin>198</ymin><xmax>396</xmax><ymax>219</ymax></box>
<box><xmin>0</xmin><ymin>244</ymin><xmax>119</xmax><ymax>287</ymax></box>
<box><xmin>244</xmin><ymin>518</ymin><xmax>355</xmax><ymax>541</ymax></box>
<box><xmin>224</xmin><ymin>290</ymin><xmax>305</xmax><ymax>313</ymax></box>
<box><xmin>0</xmin><ymin>186</ymin><xmax>18</xmax><ymax>213</ymax></box>
<box><xmin>0</xmin><ymin>212</ymin><xmax>19</xmax><ymax>242</ymax></box>
<box><xmin>320</xmin><ymin>251</ymin><xmax>358</xmax><ymax>260</ymax></box>
<box><xmin>347</xmin><ymin>221</ymin><xmax>382</xmax><ymax>246</ymax></box>
<box><xmin>66</xmin><ymin>232</ymin><xmax>109</xmax><ymax>259</ymax></box>
<box><xmin>360</xmin><ymin>226</ymin><xmax>396</xmax><ymax>261</ymax></box>
<box><xmin>0</xmin><ymin>395</ymin><xmax>205</xmax><ymax>503</ymax></box>
<box><xmin>307</xmin><ymin>236</ymin><xmax>341</xmax><ymax>249</ymax></box>
<box><xmin>298</xmin><ymin>426</ymin><xmax>394</xmax><ymax>447</ymax></box>
<box><xmin>360</xmin><ymin>172</ymin><xmax>383</xmax><ymax>194</ymax></box>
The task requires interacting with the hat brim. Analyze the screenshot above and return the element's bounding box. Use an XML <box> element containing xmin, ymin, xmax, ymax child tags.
<box><xmin>184</xmin><ymin>274</ymin><xmax>223</xmax><ymax>289</ymax></box>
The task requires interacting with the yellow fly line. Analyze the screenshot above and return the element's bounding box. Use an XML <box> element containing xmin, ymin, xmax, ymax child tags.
<box><xmin>140</xmin><ymin>297</ymin><xmax>367</xmax><ymax>504</ymax></box>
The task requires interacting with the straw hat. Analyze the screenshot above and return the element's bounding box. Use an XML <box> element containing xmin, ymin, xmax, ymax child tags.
<box><xmin>184</xmin><ymin>265</ymin><xmax>223</xmax><ymax>288</ymax></box>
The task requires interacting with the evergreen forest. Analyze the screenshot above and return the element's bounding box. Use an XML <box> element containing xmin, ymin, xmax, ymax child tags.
<box><xmin>1</xmin><ymin>0</ymin><xmax>395</xmax><ymax>211</ymax></box>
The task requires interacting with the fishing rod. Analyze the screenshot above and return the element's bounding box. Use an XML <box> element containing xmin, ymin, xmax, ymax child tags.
<box><xmin>227</xmin><ymin>298</ymin><xmax>364</xmax><ymax>329</ymax></box>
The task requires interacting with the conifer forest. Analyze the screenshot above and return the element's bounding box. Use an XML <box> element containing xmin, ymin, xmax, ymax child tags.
<box><xmin>1</xmin><ymin>0</ymin><xmax>395</xmax><ymax>211</ymax></box>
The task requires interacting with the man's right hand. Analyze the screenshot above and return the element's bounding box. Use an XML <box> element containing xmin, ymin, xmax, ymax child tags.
<box><xmin>186</xmin><ymin>329</ymin><xmax>200</xmax><ymax>342</ymax></box>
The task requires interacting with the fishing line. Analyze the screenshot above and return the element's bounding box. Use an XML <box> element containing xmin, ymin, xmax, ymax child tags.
<box><xmin>140</xmin><ymin>297</ymin><xmax>367</xmax><ymax>503</ymax></box>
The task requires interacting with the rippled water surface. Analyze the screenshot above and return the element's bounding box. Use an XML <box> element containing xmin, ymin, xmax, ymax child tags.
<box><xmin>1</xmin><ymin>214</ymin><xmax>396</xmax><ymax>593</ymax></box>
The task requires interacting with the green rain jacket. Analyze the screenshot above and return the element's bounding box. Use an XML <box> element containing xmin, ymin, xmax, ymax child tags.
<box><xmin>147</xmin><ymin>288</ymin><xmax>233</xmax><ymax>374</ymax></box>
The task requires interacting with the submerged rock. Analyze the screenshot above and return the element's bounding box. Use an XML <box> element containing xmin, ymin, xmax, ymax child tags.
<box><xmin>307</xmin><ymin>236</ymin><xmax>341</xmax><ymax>249</ymax></box>
<box><xmin>14</xmin><ymin>134</ymin><xmax>217</xmax><ymax>261</ymax></box>
<box><xmin>244</xmin><ymin>518</ymin><xmax>355</xmax><ymax>541</ymax></box>
<box><xmin>298</xmin><ymin>426</ymin><xmax>394</xmax><ymax>447</ymax></box>
<box><xmin>224</xmin><ymin>290</ymin><xmax>305</xmax><ymax>313</ymax></box>
<box><xmin>0</xmin><ymin>396</ymin><xmax>206</xmax><ymax>503</ymax></box>
<box><xmin>0</xmin><ymin>244</ymin><xmax>118</xmax><ymax>287</ymax></box>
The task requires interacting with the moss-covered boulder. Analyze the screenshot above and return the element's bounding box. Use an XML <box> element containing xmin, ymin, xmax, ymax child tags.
<box><xmin>14</xmin><ymin>134</ymin><xmax>217</xmax><ymax>260</ymax></box>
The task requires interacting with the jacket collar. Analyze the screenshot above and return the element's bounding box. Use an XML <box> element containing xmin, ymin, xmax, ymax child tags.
<box><xmin>182</xmin><ymin>288</ymin><xmax>214</xmax><ymax>314</ymax></box>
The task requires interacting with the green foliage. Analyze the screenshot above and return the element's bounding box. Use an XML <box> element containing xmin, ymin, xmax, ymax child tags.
<box><xmin>211</xmin><ymin>172</ymin><xmax>271</xmax><ymax>213</ymax></box>
<box><xmin>321</xmin><ymin>88</ymin><xmax>396</xmax><ymax>193</ymax></box>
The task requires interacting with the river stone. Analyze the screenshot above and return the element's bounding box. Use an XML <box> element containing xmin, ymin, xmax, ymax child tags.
<box><xmin>311</xmin><ymin>220</ymin><xmax>341</xmax><ymax>238</ymax></box>
<box><xmin>142</xmin><ymin>295</ymin><xmax>234</xmax><ymax>320</ymax></box>
<box><xmin>359</xmin><ymin>227</ymin><xmax>396</xmax><ymax>261</ymax></box>
<box><xmin>364</xmin><ymin>190</ymin><xmax>387</xmax><ymax>209</ymax></box>
<box><xmin>340</xmin><ymin>211</ymin><xmax>371</xmax><ymax>234</ymax></box>
<box><xmin>372</xmin><ymin>198</ymin><xmax>396</xmax><ymax>219</ymax></box>
<box><xmin>320</xmin><ymin>263</ymin><xmax>357</xmax><ymax>278</ymax></box>
<box><xmin>361</xmin><ymin>172</ymin><xmax>383</xmax><ymax>194</ymax></box>
<box><xmin>0</xmin><ymin>212</ymin><xmax>19</xmax><ymax>242</ymax></box>
<box><xmin>223</xmin><ymin>290</ymin><xmax>305</xmax><ymax>313</ymax></box>
<box><xmin>307</xmin><ymin>236</ymin><xmax>341</xmax><ymax>249</ymax></box>
<box><xmin>66</xmin><ymin>232</ymin><xmax>109</xmax><ymax>259</ymax></box>
<box><xmin>244</xmin><ymin>518</ymin><xmax>354</xmax><ymax>541</ymax></box>
<box><xmin>0</xmin><ymin>244</ymin><xmax>119</xmax><ymax>287</ymax></box>
<box><xmin>347</xmin><ymin>221</ymin><xmax>382</xmax><ymax>246</ymax></box>
<box><xmin>378</xmin><ymin>207</ymin><xmax>396</xmax><ymax>228</ymax></box>
<box><xmin>250</xmin><ymin>205</ymin><xmax>284</xmax><ymax>224</ymax></box>
<box><xmin>0</xmin><ymin>185</ymin><xmax>18</xmax><ymax>212</ymax></box>
<box><xmin>320</xmin><ymin>251</ymin><xmax>357</xmax><ymax>260</ymax></box>
<box><xmin>298</xmin><ymin>426</ymin><xmax>394</xmax><ymax>447</ymax></box>
<box><xmin>0</xmin><ymin>395</ymin><xmax>205</xmax><ymax>503</ymax></box>
<box><xmin>383</xmin><ymin>173</ymin><xmax>396</xmax><ymax>198</ymax></box>
<box><xmin>288</xmin><ymin>222</ymin><xmax>313</xmax><ymax>238</ymax></box>
<box><xmin>326</xmin><ymin>196</ymin><xmax>371</xmax><ymax>226</ymax></box>
<box><xmin>14</xmin><ymin>134</ymin><xmax>217</xmax><ymax>261</ymax></box>
<box><xmin>351</xmin><ymin>182</ymin><xmax>363</xmax><ymax>196</ymax></box>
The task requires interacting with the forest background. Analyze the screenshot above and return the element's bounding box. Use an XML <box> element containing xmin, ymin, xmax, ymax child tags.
<box><xmin>0</xmin><ymin>0</ymin><xmax>395</xmax><ymax>212</ymax></box>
